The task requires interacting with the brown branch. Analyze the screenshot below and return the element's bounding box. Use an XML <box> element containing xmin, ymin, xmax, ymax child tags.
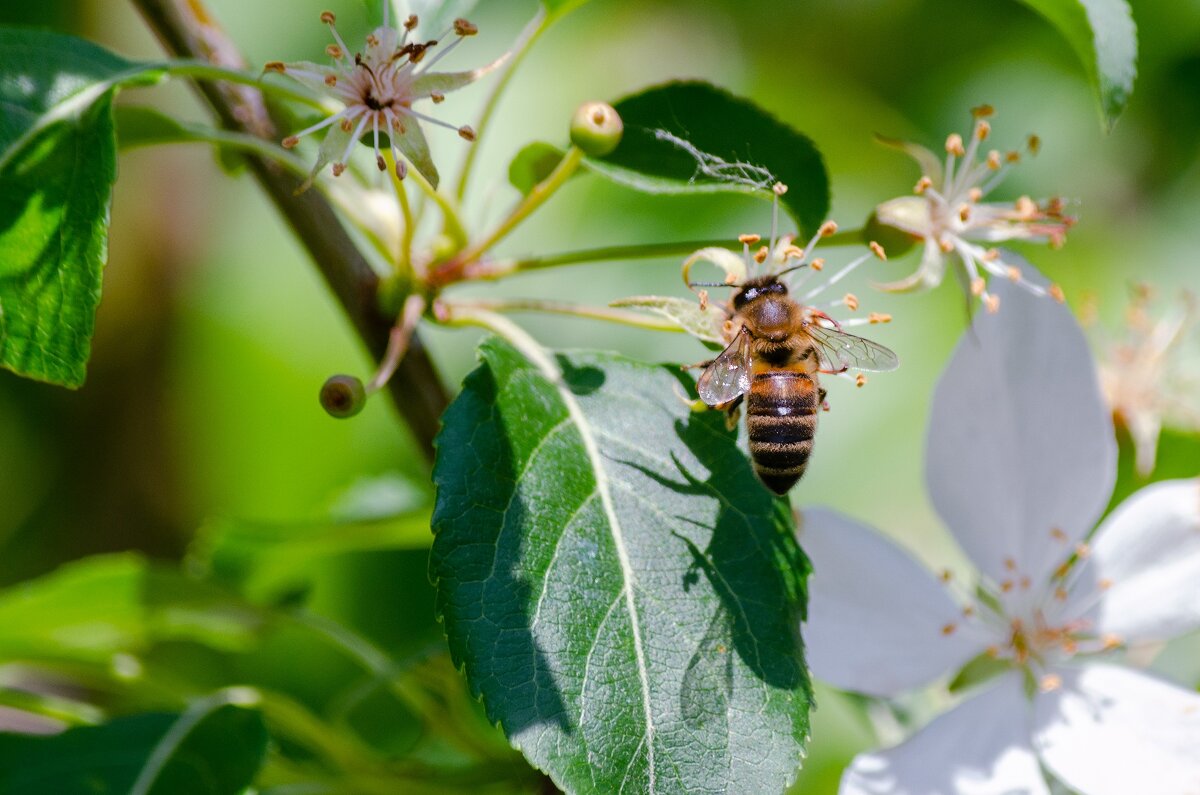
<box><xmin>130</xmin><ymin>0</ymin><xmax>448</xmax><ymax>461</ymax></box>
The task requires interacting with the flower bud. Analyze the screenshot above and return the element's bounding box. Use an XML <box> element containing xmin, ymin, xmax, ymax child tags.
<box><xmin>569</xmin><ymin>101</ymin><xmax>623</xmax><ymax>156</ymax></box>
<box><xmin>320</xmin><ymin>374</ymin><xmax>366</xmax><ymax>418</ymax></box>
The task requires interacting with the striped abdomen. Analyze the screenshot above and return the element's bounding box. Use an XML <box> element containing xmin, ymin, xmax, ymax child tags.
<box><xmin>746</xmin><ymin>370</ymin><xmax>820</xmax><ymax>495</ymax></box>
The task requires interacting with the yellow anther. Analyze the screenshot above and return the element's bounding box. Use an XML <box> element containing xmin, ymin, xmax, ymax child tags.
<box><xmin>1055</xmin><ymin>587</ymin><xmax>1068</xmax><ymax>601</ymax></box>
<box><xmin>773</xmin><ymin>182</ymin><xmax>788</xmax><ymax>196</ymax></box>
<box><xmin>324</xmin><ymin>74</ymin><xmax>337</xmax><ymax>86</ymax></box>
<box><xmin>281</xmin><ymin>136</ymin><xmax>299</xmax><ymax>149</ymax></box>
<box><xmin>914</xmin><ymin>176</ymin><xmax>933</xmax><ymax>194</ymax></box>
<box><xmin>1040</xmin><ymin>674</ymin><xmax>1063</xmax><ymax>692</ymax></box>
<box><xmin>982</xmin><ymin>247</ymin><xmax>1000</xmax><ymax>261</ymax></box>
<box><xmin>1015</xmin><ymin>196</ymin><xmax>1038</xmax><ymax>218</ymax></box>
<box><xmin>738</xmin><ymin>233</ymin><xmax>761</xmax><ymax>246</ymax></box>
<box><xmin>941</xmin><ymin>623</ymin><xmax>957</xmax><ymax>636</ymax></box>
<box><xmin>975</xmin><ymin>120</ymin><xmax>991</xmax><ymax>141</ymax></box>
<box><xmin>971</xmin><ymin>104</ymin><xmax>995</xmax><ymax>118</ymax></box>
<box><xmin>970</xmin><ymin>277</ymin><xmax>986</xmax><ymax>297</ymax></box>
<box><xmin>320</xmin><ymin>10</ymin><xmax>336</xmax><ymax>24</ymax></box>
<box><xmin>986</xmin><ymin>150</ymin><xmax>1001</xmax><ymax>170</ymax></box>
<box><xmin>869</xmin><ymin>241</ymin><xmax>887</xmax><ymax>260</ymax></box>
<box><xmin>819</xmin><ymin>221</ymin><xmax>839</xmax><ymax>237</ymax></box>
<box><xmin>458</xmin><ymin>126</ymin><xmax>477</xmax><ymax>141</ymax></box>
<box><xmin>1006</xmin><ymin>150</ymin><xmax>1021</xmax><ymax>163</ymax></box>
<box><xmin>1007</xmin><ymin>266</ymin><xmax>1022</xmax><ymax>282</ymax></box>
<box><xmin>968</xmin><ymin>187</ymin><xmax>983</xmax><ymax>202</ymax></box>
<box><xmin>963</xmin><ymin>605</ymin><xmax>976</xmax><ymax>617</ymax></box>
<box><xmin>454</xmin><ymin>18</ymin><xmax>479</xmax><ymax>36</ymax></box>
<box><xmin>1004</xmin><ymin>557</ymin><xmax>1017</xmax><ymax>571</ymax></box>
<box><xmin>1101</xmin><ymin>633</ymin><xmax>1123</xmax><ymax>650</ymax></box>
<box><xmin>430</xmin><ymin>91</ymin><xmax>445</xmax><ymax>103</ymax></box>
<box><xmin>958</xmin><ymin>204</ymin><xmax>972</xmax><ymax>222</ymax></box>
<box><xmin>1000</xmin><ymin>580</ymin><xmax>1014</xmax><ymax>593</ymax></box>
<box><xmin>332</xmin><ymin>162</ymin><xmax>346</xmax><ymax>177</ymax></box>
<box><xmin>855</xmin><ymin>374</ymin><xmax>868</xmax><ymax>388</ymax></box>
<box><xmin>325</xmin><ymin>44</ymin><xmax>343</xmax><ymax>58</ymax></box>
<box><xmin>1099</xmin><ymin>578</ymin><xmax>1113</xmax><ymax>590</ymax></box>
<box><xmin>938</xmin><ymin>237</ymin><xmax>955</xmax><ymax>253</ymax></box>
<box><xmin>1050</xmin><ymin>527</ymin><xmax>1067</xmax><ymax>541</ymax></box>
<box><xmin>264</xmin><ymin>61</ymin><xmax>286</xmax><ymax>73</ymax></box>
<box><xmin>945</xmin><ymin>133</ymin><xmax>965</xmax><ymax>156</ymax></box>
<box><xmin>810</xmin><ymin>258</ymin><xmax>825</xmax><ymax>271</ymax></box>
<box><xmin>1075</xmin><ymin>543</ymin><xmax>1091</xmax><ymax>559</ymax></box>
<box><xmin>782</xmin><ymin>245</ymin><xmax>805</xmax><ymax>260</ymax></box>
<box><xmin>868</xmin><ymin>312</ymin><xmax>892</xmax><ymax>324</ymax></box>
<box><xmin>985</xmin><ymin>294</ymin><xmax>1001</xmax><ymax>314</ymax></box>
<box><xmin>754</xmin><ymin>246</ymin><xmax>769</xmax><ymax>264</ymax></box>
<box><xmin>698</xmin><ymin>290</ymin><xmax>709</xmax><ymax>311</ymax></box>
<box><xmin>1049</xmin><ymin>284</ymin><xmax>1066</xmax><ymax>304</ymax></box>
<box><xmin>843</xmin><ymin>293</ymin><xmax>859</xmax><ymax>311</ymax></box>
<box><xmin>404</xmin><ymin>14</ymin><xmax>418</xmax><ymax>30</ymax></box>
<box><xmin>340</xmin><ymin>118</ymin><xmax>353</xmax><ymax>132</ymax></box>
<box><xmin>940</xmin><ymin>569</ymin><xmax>953</xmax><ymax>583</ymax></box>
<box><xmin>985</xmin><ymin>645</ymin><xmax>1000</xmax><ymax>658</ymax></box>
<box><xmin>1027</xmin><ymin>134</ymin><xmax>1041</xmax><ymax>154</ymax></box>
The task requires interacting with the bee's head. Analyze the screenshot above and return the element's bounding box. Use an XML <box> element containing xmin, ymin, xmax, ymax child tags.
<box><xmin>733</xmin><ymin>276</ymin><xmax>788</xmax><ymax>310</ymax></box>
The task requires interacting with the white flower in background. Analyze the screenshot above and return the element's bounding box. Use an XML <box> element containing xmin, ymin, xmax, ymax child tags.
<box><xmin>800</xmin><ymin>276</ymin><xmax>1200</xmax><ymax>795</ymax></box>
<box><xmin>873</xmin><ymin>107</ymin><xmax>1074</xmax><ymax>312</ymax></box>
<box><xmin>266</xmin><ymin>7</ymin><xmax>504</xmax><ymax>188</ymax></box>
<box><xmin>1094</xmin><ymin>286</ymin><xmax>1200</xmax><ymax>477</ymax></box>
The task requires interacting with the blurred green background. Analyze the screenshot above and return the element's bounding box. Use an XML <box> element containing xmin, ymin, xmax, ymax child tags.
<box><xmin>1</xmin><ymin>0</ymin><xmax>1198</xmax><ymax>791</ymax></box>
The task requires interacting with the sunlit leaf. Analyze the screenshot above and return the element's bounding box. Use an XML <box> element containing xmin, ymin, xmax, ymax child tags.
<box><xmin>431</xmin><ymin>338</ymin><xmax>812</xmax><ymax>793</ymax></box>
<box><xmin>590</xmin><ymin>80</ymin><xmax>829</xmax><ymax>235</ymax></box>
<box><xmin>0</xmin><ymin>29</ymin><xmax>163</xmax><ymax>387</ymax></box>
<box><xmin>1016</xmin><ymin>0</ymin><xmax>1138</xmax><ymax>130</ymax></box>
<box><xmin>0</xmin><ymin>699</ymin><xmax>267</xmax><ymax>795</ymax></box>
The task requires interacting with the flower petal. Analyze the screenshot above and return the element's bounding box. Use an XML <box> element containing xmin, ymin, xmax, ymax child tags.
<box><xmin>842</xmin><ymin>674</ymin><xmax>1049</xmax><ymax>795</ymax></box>
<box><xmin>1064</xmin><ymin>479</ymin><xmax>1200</xmax><ymax>641</ymax></box>
<box><xmin>926</xmin><ymin>275</ymin><xmax>1116</xmax><ymax>589</ymax></box>
<box><xmin>392</xmin><ymin>119</ymin><xmax>439</xmax><ymax>189</ymax></box>
<box><xmin>1034</xmin><ymin>663</ymin><xmax>1200</xmax><ymax>795</ymax></box>
<box><xmin>873</xmin><ymin>238</ymin><xmax>945</xmax><ymax>293</ymax></box>
<box><xmin>410</xmin><ymin>52</ymin><xmax>511</xmax><ymax>97</ymax></box>
<box><xmin>276</xmin><ymin>60</ymin><xmax>342</xmax><ymax>96</ymax></box>
<box><xmin>800</xmin><ymin>508</ymin><xmax>991</xmax><ymax>697</ymax></box>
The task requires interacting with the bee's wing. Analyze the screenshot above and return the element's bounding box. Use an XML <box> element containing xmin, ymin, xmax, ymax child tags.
<box><xmin>805</xmin><ymin>322</ymin><xmax>900</xmax><ymax>373</ymax></box>
<box><xmin>696</xmin><ymin>329</ymin><xmax>753</xmax><ymax>406</ymax></box>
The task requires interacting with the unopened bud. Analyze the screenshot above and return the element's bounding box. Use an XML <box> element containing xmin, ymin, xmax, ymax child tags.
<box><xmin>320</xmin><ymin>374</ymin><xmax>366</xmax><ymax>418</ymax></box>
<box><xmin>569</xmin><ymin>101</ymin><xmax>623</xmax><ymax>156</ymax></box>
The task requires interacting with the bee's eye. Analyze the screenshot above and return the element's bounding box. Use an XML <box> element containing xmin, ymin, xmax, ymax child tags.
<box><xmin>734</xmin><ymin>287</ymin><xmax>759</xmax><ymax>308</ymax></box>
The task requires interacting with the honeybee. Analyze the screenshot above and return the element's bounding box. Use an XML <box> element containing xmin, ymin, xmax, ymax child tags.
<box><xmin>697</xmin><ymin>274</ymin><xmax>899</xmax><ymax>494</ymax></box>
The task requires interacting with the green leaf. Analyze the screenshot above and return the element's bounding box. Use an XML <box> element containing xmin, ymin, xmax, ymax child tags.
<box><xmin>0</xmin><ymin>554</ymin><xmax>261</xmax><ymax>663</ymax></box>
<box><xmin>0</xmin><ymin>29</ymin><xmax>162</xmax><ymax>387</ymax></box>
<box><xmin>1016</xmin><ymin>0</ymin><xmax>1138</xmax><ymax>130</ymax></box>
<box><xmin>431</xmin><ymin>338</ymin><xmax>812</xmax><ymax>794</ymax></box>
<box><xmin>508</xmin><ymin>141</ymin><xmax>576</xmax><ymax>196</ymax></box>
<box><xmin>591</xmin><ymin>80</ymin><xmax>829</xmax><ymax>235</ymax></box>
<box><xmin>0</xmin><ymin>699</ymin><xmax>267</xmax><ymax>795</ymax></box>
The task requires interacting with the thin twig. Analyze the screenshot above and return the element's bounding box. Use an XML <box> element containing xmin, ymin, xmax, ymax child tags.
<box><xmin>130</xmin><ymin>0</ymin><xmax>448</xmax><ymax>460</ymax></box>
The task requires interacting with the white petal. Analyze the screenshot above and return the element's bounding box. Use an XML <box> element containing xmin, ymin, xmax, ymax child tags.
<box><xmin>800</xmin><ymin>508</ymin><xmax>991</xmax><ymax>697</ymax></box>
<box><xmin>1034</xmin><ymin>663</ymin><xmax>1200</xmax><ymax>795</ymax></box>
<box><xmin>842</xmin><ymin>674</ymin><xmax>1049</xmax><ymax>795</ymax></box>
<box><xmin>1063</xmin><ymin>479</ymin><xmax>1200</xmax><ymax>641</ymax></box>
<box><xmin>926</xmin><ymin>274</ymin><xmax>1116</xmax><ymax>589</ymax></box>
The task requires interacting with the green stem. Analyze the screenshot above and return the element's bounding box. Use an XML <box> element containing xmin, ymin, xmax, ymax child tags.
<box><xmin>446</xmin><ymin>297</ymin><xmax>684</xmax><ymax>333</ymax></box>
<box><xmin>456</xmin><ymin>146</ymin><xmax>585</xmax><ymax>267</ymax></box>
<box><xmin>406</xmin><ymin>164</ymin><xmax>468</xmax><ymax>249</ymax></box>
<box><xmin>385</xmin><ymin>152</ymin><xmax>415</xmax><ymax>272</ymax></box>
<box><xmin>454</xmin><ymin>7</ymin><xmax>549</xmax><ymax>202</ymax></box>
<box><xmin>159</xmin><ymin>60</ymin><xmax>330</xmax><ymax>110</ymax></box>
<box><xmin>484</xmin><ymin>225</ymin><xmax>872</xmax><ymax>278</ymax></box>
<box><xmin>436</xmin><ymin>303</ymin><xmax>560</xmax><ymax>381</ymax></box>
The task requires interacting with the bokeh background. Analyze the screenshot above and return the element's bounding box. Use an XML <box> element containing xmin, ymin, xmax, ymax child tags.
<box><xmin>2</xmin><ymin>0</ymin><xmax>1198</xmax><ymax>790</ymax></box>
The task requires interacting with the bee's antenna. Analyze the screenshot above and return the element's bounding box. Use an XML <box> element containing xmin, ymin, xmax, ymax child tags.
<box><xmin>774</xmin><ymin>263</ymin><xmax>809</xmax><ymax>280</ymax></box>
<box><xmin>688</xmin><ymin>281</ymin><xmax>739</xmax><ymax>288</ymax></box>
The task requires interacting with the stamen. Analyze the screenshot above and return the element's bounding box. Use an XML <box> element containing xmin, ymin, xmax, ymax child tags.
<box><xmin>843</xmin><ymin>293</ymin><xmax>859</xmax><ymax>311</ymax></box>
<box><xmin>985</xmin><ymin>294</ymin><xmax>1000</xmax><ymax>313</ymax></box>
<box><xmin>868</xmin><ymin>312</ymin><xmax>891</xmax><ymax>324</ymax></box>
<box><xmin>1049</xmin><ymin>284</ymin><xmax>1066</xmax><ymax>303</ymax></box>
<box><xmin>971</xmin><ymin>104</ymin><xmax>995</xmax><ymax>118</ymax></box>
<box><xmin>914</xmin><ymin>175</ymin><xmax>932</xmax><ymax>194</ymax></box>
<box><xmin>430</xmin><ymin>90</ymin><xmax>445</xmax><ymax>103</ymax></box>
<box><xmin>945</xmin><ymin>133</ymin><xmax>965</xmax><ymax>157</ymax></box>
<box><xmin>941</xmin><ymin>622</ymin><xmax>956</xmax><ymax>635</ymax></box>
<box><xmin>1027</xmin><ymin>134</ymin><xmax>1041</xmax><ymax>155</ymax></box>
<box><xmin>810</xmin><ymin>258</ymin><xmax>824</xmax><ymax>271</ymax></box>
<box><xmin>454</xmin><ymin>18</ymin><xmax>479</xmax><ymax>36</ymax></box>
<box><xmin>856</xmin><ymin>374</ymin><xmax>868</xmax><ymax>388</ymax></box>
<box><xmin>754</xmin><ymin>246</ymin><xmax>768</xmax><ymax>264</ymax></box>
<box><xmin>986</xmin><ymin>150</ymin><xmax>1001</xmax><ymax>170</ymax></box>
<box><xmin>264</xmin><ymin>61</ymin><xmax>286</xmax><ymax>73</ymax></box>
<box><xmin>801</xmin><ymin>251</ymin><xmax>872</xmax><ymax>301</ymax></box>
<box><xmin>1040</xmin><ymin>674</ymin><xmax>1063</xmax><ymax>692</ymax></box>
<box><xmin>738</xmin><ymin>234</ymin><xmax>761</xmax><ymax>246</ymax></box>
<box><xmin>971</xmin><ymin>277</ymin><xmax>986</xmax><ymax>297</ymax></box>
<box><xmin>458</xmin><ymin>125</ymin><xmax>477</xmax><ymax>141</ymax></box>
<box><xmin>1050</xmin><ymin>527</ymin><xmax>1067</xmax><ymax>541</ymax></box>
<box><xmin>1007</xmin><ymin>266</ymin><xmax>1021</xmax><ymax>282</ymax></box>
<box><xmin>325</xmin><ymin>44</ymin><xmax>344</xmax><ymax>59</ymax></box>
<box><xmin>869</xmin><ymin>241</ymin><xmax>887</xmax><ymax>260</ymax></box>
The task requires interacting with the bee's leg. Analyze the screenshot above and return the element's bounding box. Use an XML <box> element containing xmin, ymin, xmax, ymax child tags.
<box><xmin>722</xmin><ymin>395</ymin><xmax>743</xmax><ymax>431</ymax></box>
<box><xmin>672</xmin><ymin>382</ymin><xmax>711</xmax><ymax>413</ymax></box>
<box><xmin>819</xmin><ymin>387</ymin><xmax>830</xmax><ymax>412</ymax></box>
<box><xmin>681</xmin><ymin>359</ymin><xmax>714</xmax><ymax>372</ymax></box>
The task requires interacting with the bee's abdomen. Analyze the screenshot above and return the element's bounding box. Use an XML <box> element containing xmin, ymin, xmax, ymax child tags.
<box><xmin>746</xmin><ymin>370</ymin><xmax>819</xmax><ymax>495</ymax></box>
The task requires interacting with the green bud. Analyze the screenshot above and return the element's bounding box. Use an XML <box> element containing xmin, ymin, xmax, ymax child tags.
<box><xmin>320</xmin><ymin>374</ymin><xmax>367</xmax><ymax>418</ymax></box>
<box><xmin>569</xmin><ymin>101</ymin><xmax>623</xmax><ymax>156</ymax></box>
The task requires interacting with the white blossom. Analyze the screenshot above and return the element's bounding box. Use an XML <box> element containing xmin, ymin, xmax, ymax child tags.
<box><xmin>801</xmin><ymin>276</ymin><xmax>1200</xmax><ymax>795</ymax></box>
<box><xmin>266</xmin><ymin>8</ymin><xmax>505</xmax><ymax>188</ymax></box>
<box><xmin>873</xmin><ymin>107</ymin><xmax>1073</xmax><ymax>312</ymax></box>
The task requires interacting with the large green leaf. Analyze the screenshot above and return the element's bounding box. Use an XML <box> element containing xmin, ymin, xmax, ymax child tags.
<box><xmin>590</xmin><ymin>80</ymin><xmax>829</xmax><ymax>235</ymax></box>
<box><xmin>0</xmin><ymin>699</ymin><xmax>267</xmax><ymax>795</ymax></box>
<box><xmin>0</xmin><ymin>29</ymin><xmax>161</xmax><ymax>387</ymax></box>
<box><xmin>431</xmin><ymin>338</ymin><xmax>812</xmax><ymax>794</ymax></box>
<box><xmin>1017</xmin><ymin>0</ymin><xmax>1137</xmax><ymax>130</ymax></box>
